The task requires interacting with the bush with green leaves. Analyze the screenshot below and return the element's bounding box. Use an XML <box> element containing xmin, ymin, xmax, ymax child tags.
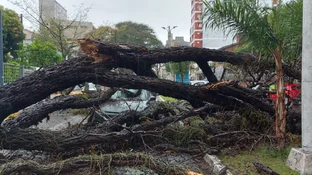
<box><xmin>16</xmin><ymin>38</ymin><xmax>63</xmax><ymax>68</ymax></box>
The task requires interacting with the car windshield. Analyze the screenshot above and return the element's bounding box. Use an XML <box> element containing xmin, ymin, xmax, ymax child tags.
<box><xmin>110</xmin><ymin>89</ymin><xmax>149</xmax><ymax>101</ymax></box>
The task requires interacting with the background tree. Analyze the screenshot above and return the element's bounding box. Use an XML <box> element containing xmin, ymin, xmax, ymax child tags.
<box><xmin>85</xmin><ymin>26</ymin><xmax>115</xmax><ymax>42</ymax></box>
<box><xmin>9</xmin><ymin>0</ymin><xmax>91</xmax><ymax>59</ymax></box>
<box><xmin>203</xmin><ymin>0</ymin><xmax>303</xmax><ymax>150</ymax></box>
<box><xmin>165</xmin><ymin>62</ymin><xmax>190</xmax><ymax>83</ymax></box>
<box><xmin>0</xmin><ymin>6</ymin><xmax>25</xmax><ymax>62</ymax></box>
<box><xmin>114</xmin><ymin>21</ymin><xmax>163</xmax><ymax>49</ymax></box>
<box><xmin>85</xmin><ymin>21</ymin><xmax>164</xmax><ymax>77</ymax></box>
<box><xmin>16</xmin><ymin>38</ymin><xmax>63</xmax><ymax>68</ymax></box>
<box><xmin>86</xmin><ymin>21</ymin><xmax>163</xmax><ymax>49</ymax></box>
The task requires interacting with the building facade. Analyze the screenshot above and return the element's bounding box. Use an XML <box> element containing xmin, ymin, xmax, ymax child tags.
<box><xmin>190</xmin><ymin>0</ymin><xmax>234</xmax><ymax>49</ymax></box>
<box><xmin>39</xmin><ymin>0</ymin><xmax>67</xmax><ymax>21</ymax></box>
<box><xmin>62</xmin><ymin>20</ymin><xmax>94</xmax><ymax>39</ymax></box>
<box><xmin>190</xmin><ymin>0</ymin><xmax>204</xmax><ymax>48</ymax></box>
<box><xmin>23</xmin><ymin>29</ymin><xmax>35</xmax><ymax>44</ymax></box>
<box><xmin>191</xmin><ymin>0</ymin><xmax>279</xmax><ymax>49</ymax></box>
<box><xmin>166</xmin><ymin>36</ymin><xmax>190</xmax><ymax>47</ymax></box>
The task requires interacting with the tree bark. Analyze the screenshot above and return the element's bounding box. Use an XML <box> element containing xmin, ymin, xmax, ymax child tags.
<box><xmin>0</xmin><ymin>39</ymin><xmax>257</xmax><ymax>124</ymax></box>
<box><xmin>2</xmin><ymin>89</ymin><xmax>116</xmax><ymax>129</ymax></box>
<box><xmin>0</xmin><ymin>61</ymin><xmax>273</xmax><ymax>125</ymax></box>
<box><xmin>0</xmin><ymin>105</ymin><xmax>209</xmax><ymax>154</ymax></box>
<box><xmin>253</xmin><ymin>161</ymin><xmax>279</xmax><ymax>175</ymax></box>
<box><xmin>78</xmin><ymin>39</ymin><xmax>255</xmax><ymax>67</ymax></box>
<box><xmin>274</xmin><ymin>50</ymin><xmax>286</xmax><ymax>151</ymax></box>
<box><xmin>0</xmin><ymin>153</ymin><xmax>187</xmax><ymax>175</ymax></box>
<box><xmin>196</xmin><ymin>60</ymin><xmax>218</xmax><ymax>83</ymax></box>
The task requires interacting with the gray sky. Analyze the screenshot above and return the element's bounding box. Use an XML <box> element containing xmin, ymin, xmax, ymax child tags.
<box><xmin>1</xmin><ymin>0</ymin><xmax>192</xmax><ymax>45</ymax></box>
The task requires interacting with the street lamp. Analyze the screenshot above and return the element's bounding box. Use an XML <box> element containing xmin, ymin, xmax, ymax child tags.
<box><xmin>162</xmin><ymin>26</ymin><xmax>177</xmax><ymax>47</ymax></box>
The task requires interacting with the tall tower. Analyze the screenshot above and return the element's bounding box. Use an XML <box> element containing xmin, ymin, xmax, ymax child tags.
<box><xmin>190</xmin><ymin>0</ymin><xmax>203</xmax><ymax>48</ymax></box>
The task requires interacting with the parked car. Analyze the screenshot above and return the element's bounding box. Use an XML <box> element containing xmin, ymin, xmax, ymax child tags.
<box><xmin>94</xmin><ymin>89</ymin><xmax>156</xmax><ymax>121</ymax></box>
<box><xmin>190</xmin><ymin>80</ymin><xmax>209</xmax><ymax>86</ymax></box>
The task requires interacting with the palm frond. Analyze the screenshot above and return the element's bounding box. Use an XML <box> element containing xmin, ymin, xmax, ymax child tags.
<box><xmin>203</xmin><ymin>0</ymin><xmax>279</xmax><ymax>51</ymax></box>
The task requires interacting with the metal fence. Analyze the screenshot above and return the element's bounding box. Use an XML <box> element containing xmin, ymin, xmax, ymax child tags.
<box><xmin>3</xmin><ymin>63</ymin><xmax>24</xmax><ymax>84</ymax></box>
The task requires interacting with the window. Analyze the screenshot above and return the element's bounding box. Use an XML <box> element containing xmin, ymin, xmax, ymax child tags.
<box><xmin>197</xmin><ymin>4</ymin><xmax>202</xmax><ymax>10</ymax></box>
<box><xmin>197</xmin><ymin>14</ymin><xmax>201</xmax><ymax>20</ymax></box>
<box><xmin>198</xmin><ymin>23</ymin><xmax>202</xmax><ymax>28</ymax></box>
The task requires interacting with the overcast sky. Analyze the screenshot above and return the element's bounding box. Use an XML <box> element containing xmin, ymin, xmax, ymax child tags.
<box><xmin>1</xmin><ymin>0</ymin><xmax>192</xmax><ymax>45</ymax></box>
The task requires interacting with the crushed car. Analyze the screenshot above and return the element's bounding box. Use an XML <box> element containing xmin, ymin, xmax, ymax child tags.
<box><xmin>94</xmin><ymin>89</ymin><xmax>156</xmax><ymax>121</ymax></box>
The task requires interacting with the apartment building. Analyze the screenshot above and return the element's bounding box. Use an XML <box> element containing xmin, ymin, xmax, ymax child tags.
<box><xmin>190</xmin><ymin>0</ymin><xmax>204</xmax><ymax>48</ymax></box>
<box><xmin>39</xmin><ymin>0</ymin><xmax>67</xmax><ymax>21</ymax></box>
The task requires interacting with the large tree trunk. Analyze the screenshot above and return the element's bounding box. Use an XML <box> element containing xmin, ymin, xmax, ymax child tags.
<box><xmin>2</xmin><ymin>67</ymin><xmax>274</xmax><ymax>123</ymax></box>
<box><xmin>2</xmin><ymin>89</ymin><xmax>116</xmax><ymax>129</ymax></box>
<box><xmin>0</xmin><ymin>40</ymin><xmax>258</xmax><ymax>124</ymax></box>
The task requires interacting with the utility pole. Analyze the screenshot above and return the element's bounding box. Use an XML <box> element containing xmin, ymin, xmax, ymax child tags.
<box><xmin>286</xmin><ymin>0</ymin><xmax>312</xmax><ymax>174</ymax></box>
<box><xmin>301</xmin><ymin>0</ymin><xmax>312</xmax><ymax>154</ymax></box>
<box><xmin>0</xmin><ymin>10</ymin><xmax>4</xmax><ymax>86</ymax></box>
<box><xmin>162</xmin><ymin>26</ymin><xmax>177</xmax><ymax>48</ymax></box>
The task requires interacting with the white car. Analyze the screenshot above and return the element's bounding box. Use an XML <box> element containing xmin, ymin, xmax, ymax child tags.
<box><xmin>94</xmin><ymin>89</ymin><xmax>156</xmax><ymax>121</ymax></box>
<box><xmin>190</xmin><ymin>80</ymin><xmax>209</xmax><ymax>86</ymax></box>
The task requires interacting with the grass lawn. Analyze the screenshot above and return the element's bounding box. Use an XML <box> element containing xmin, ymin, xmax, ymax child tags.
<box><xmin>219</xmin><ymin>146</ymin><xmax>299</xmax><ymax>175</ymax></box>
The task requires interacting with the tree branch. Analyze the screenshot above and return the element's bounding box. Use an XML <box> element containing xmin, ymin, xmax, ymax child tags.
<box><xmin>2</xmin><ymin>89</ymin><xmax>116</xmax><ymax>129</ymax></box>
<box><xmin>196</xmin><ymin>60</ymin><xmax>218</xmax><ymax>83</ymax></box>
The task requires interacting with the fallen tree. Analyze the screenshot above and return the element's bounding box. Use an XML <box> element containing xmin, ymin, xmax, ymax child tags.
<box><xmin>0</xmin><ymin>105</ymin><xmax>208</xmax><ymax>153</ymax></box>
<box><xmin>2</xmin><ymin>89</ymin><xmax>116</xmax><ymax>129</ymax></box>
<box><xmin>0</xmin><ymin>39</ymin><xmax>301</xmax><ymax>174</ymax></box>
<box><xmin>0</xmin><ymin>39</ymin><xmax>273</xmax><ymax>124</ymax></box>
<box><xmin>0</xmin><ymin>153</ymin><xmax>190</xmax><ymax>175</ymax></box>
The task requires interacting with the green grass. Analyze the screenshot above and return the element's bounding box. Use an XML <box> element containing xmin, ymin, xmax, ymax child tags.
<box><xmin>160</xmin><ymin>95</ymin><xmax>178</xmax><ymax>102</ymax></box>
<box><xmin>219</xmin><ymin>146</ymin><xmax>300</xmax><ymax>175</ymax></box>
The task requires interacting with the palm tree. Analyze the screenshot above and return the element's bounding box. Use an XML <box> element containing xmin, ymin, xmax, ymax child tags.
<box><xmin>203</xmin><ymin>0</ymin><xmax>302</xmax><ymax>150</ymax></box>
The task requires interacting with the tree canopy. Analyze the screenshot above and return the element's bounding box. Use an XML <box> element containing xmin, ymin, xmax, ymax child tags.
<box><xmin>9</xmin><ymin>0</ymin><xmax>92</xmax><ymax>59</ymax></box>
<box><xmin>86</xmin><ymin>21</ymin><xmax>163</xmax><ymax>49</ymax></box>
<box><xmin>84</xmin><ymin>26</ymin><xmax>116</xmax><ymax>42</ymax></box>
<box><xmin>165</xmin><ymin>62</ymin><xmax>191</xmax><ymax>83</ymax></box>
<box><xmin>16</xmin><ymin>38</ymin><xmax>63</xmax><ymax>68</ymax></box>
<box><xmin>0</xmin><ymin>6</ymin><xmax>25</xmax><ymax>61</ymax></box>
